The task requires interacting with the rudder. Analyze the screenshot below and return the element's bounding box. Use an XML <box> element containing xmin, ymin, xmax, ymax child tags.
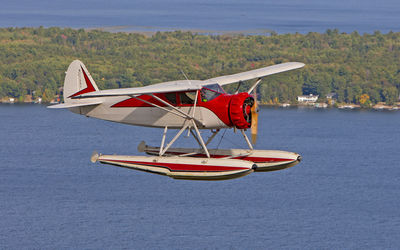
<box><xmin>63</xmin><ymin>60</ymin><xmax>99</xmax><ymax>103</ymax></box>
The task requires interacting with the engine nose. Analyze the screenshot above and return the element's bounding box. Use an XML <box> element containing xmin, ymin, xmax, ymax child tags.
<box><xmin>229</xmin><ymin>92</ymin><xmax>254</xmax><ymax>129</ymax></box>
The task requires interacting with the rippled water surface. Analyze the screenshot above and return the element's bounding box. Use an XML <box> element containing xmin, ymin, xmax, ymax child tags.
<box><xmin>1</xmin><ymin>0</ymin><xmax>400</xmax><ymax>33</ymax></box>
<box><xmin>1</xmin><ymin>104</ymin><xmax>400</xmax><ymax>249</ymax></box>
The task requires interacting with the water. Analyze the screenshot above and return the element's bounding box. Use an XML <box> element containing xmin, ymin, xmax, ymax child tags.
<box><xmin>1</xmin><ymin>104</ymin><xmax>399</xmax><ymax>249</ymax></box>
<box><xmin>1</xmin><ymin>0</ymin><xmax>400</xmax><ymax>33</ymax></box>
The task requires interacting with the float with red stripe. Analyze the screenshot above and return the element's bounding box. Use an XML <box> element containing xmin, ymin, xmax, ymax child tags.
<box><xmin>92</xmin><ymin>153</ymin><xmax>255</xmax><ymax>180</ymax></box>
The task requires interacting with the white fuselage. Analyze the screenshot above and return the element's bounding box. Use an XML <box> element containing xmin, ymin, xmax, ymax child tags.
<box><xmin>70</xmin><ymin>97</ymin><xmax>228</xmax><ymax>129</ymax></box>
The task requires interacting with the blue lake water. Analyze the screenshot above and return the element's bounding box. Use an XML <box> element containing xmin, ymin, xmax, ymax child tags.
<box><xmin>1</xmin><ymin>104</ymin><xmax>400</xmax><ymax>249</ymax></box>
<box><xmin>1</xmin><ymin>0</ymin><xmax>400</xmax><ymax>33</ymax></box>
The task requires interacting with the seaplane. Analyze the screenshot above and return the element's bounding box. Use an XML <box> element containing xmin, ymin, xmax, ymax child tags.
<box><xmin>49</xmin><ymin>60</ymin><xmax>305</xmax><ymax>180</ymax></box>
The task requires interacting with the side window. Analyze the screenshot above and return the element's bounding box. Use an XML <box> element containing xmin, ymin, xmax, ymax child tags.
<box><xmin>179</xmin><ymin>92</ymin><xmax>195</xmax><ymax>104</ymax></box>
<box><xmin>164</xmin><ymin>93</ymin><xmax>177</xmax><ymax>105</ymax></box>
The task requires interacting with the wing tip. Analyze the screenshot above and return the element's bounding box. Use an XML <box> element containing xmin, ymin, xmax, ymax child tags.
<box><xmin>283</xmin><ymin>61</ymin><xmax>305</xmax><ymax>68</ymax></box>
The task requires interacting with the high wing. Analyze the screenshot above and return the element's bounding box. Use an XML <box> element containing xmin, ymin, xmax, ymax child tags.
<box><xmin>72</xmin><ymin>80</ymin><xmax>203</xmax><ymax>99</ymax></box>
<box><xmin>202</xmin><ymin>62</ymin><xmax>305</xmax><ymax>86</ymax></box>
<box><xmin>70</xmin><ymin>62</ymin><xmax>304</xmax><ymax>99</ymax></box>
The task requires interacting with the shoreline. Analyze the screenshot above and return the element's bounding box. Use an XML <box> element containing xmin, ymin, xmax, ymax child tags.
<box><xmin>85</xmin><ymin>26</ymin><xmax>275</xmax><ymax>36</ymax></box>
<box><xmin>7</xmin><ymin>25</ymin><xmax>392</xmax><ymax>36</ymax></box>
<box><xmin>1</xmin><ymin>102</ymin><xmax>398</xmax><ymax>111</ymax></box>
<box><xmin>3</xmin><ymin>24</ymin><xmax>400</xmax><ymax>36</ymax></box>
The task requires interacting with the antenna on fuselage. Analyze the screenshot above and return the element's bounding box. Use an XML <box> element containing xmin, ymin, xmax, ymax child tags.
<box><xmin>180</xmin><ymin>69</ymin><xmax>192</xmax><ymax>85</ymax></box>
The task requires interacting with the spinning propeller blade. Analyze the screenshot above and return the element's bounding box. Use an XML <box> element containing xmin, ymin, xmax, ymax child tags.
<box><xmin>251</xmin><ymin>90</ymin><xmax>258</xmax><ymax>145</ymax></box>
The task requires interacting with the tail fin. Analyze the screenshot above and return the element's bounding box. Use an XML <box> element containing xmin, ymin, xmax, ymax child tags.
<box><xmin>63</xmin><ymin>60</ymin><xmax>99</xmax><ymax>103</ymax></box>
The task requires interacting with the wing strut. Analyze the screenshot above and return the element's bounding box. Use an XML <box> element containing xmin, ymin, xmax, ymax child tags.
<box><xmin>131</xmin><ymin>95</ymin><xmax>187</xmax><ymax>119</ymax></box>
<box><xmin>159</xmin><ymin>126</ymin><xmax>168</xmax><ymax>156</ymax></box>
<box><xmin>158</xmin><ymin>120</ymin><xmax>210</xmax><ymax>158</ymax></box>
<box><xmin>191</xmin><ymin>121</ymin><xmax>210</xmax><ymax>158</ymax></box>
<box><xmin>187</xmin><ymin>90</ymin><xmax>200</xmax><ymax>137</ymax></box>
<box><xmin>205</xmin><ymin>129</ymin><xmax>220</xmax><ymax>146</ymax></box>
<box><xmin>150</xmin><ymin>90</ymin><xmax>210</xmax><ymax>158</ymax></box>
<box><xmin>131</xmin><ymin>94</ymin><xmax>204</xmax><ymax>126</ymax></box>
<box><xmin>247</xmin><ymin>78</ymin><xmax>262</xmax><ymax>94</ymax></box>
<box><xmin>159</xmin><ymin>122</ymin><xmax>190</xmax><ymax>156</ymax></box>
<box><xmin>150</xmin><ymin>94</ymin><xmax>202</xmax><ymax>125</ymax></box>
<box><xmin>241</xmin><ymin>129</ymin><xmax>254</xmax><ymax>150</ymax></box>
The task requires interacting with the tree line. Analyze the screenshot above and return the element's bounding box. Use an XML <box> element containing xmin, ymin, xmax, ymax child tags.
<box><xmin>0</xmin><ymin>27</ymin><xmax>399</xmax><ymax>104</ymax></box>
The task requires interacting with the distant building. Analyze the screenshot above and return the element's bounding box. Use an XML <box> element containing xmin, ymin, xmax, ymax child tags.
<box><xmin>373</xmin><ymin>102</ymin><xmax>392</xmax><ymax>110</ymax></box>
<box><xmin>314</xmin><ymin>103</ymin><xmax>328</xmax><ymax>108</ymax></box>
<box><xmin>34</xmin><ymin>97</ymin><xmax>42</xmax><ymax>104</ymax></box>
<box><xmin>326</xmin><ymin>93</ymin><xmax>337</xmax><ymax>105</ymax></box>
<box><xmin>280</xmin><ymin>103</ymin><xmax>291</xmax><ymax>108</ymax></box>
<box><xmin>297</xmin><ymin>94</ymin><xmax>319</xmax><ymax>103</ymax></box>
<box><xmin>338</xmin><ymin>104</ymin><xmax>360</xmax><ymax>109</ymax></box>
<box><xmin>24</xmin><ymin>95</ymin><xmax>33</xmax><ymax>103</ymax></box>
<box><xmin>326</xmin><ymin>93</ymin><xmax>337</xmax><ymax>100</ymax></box>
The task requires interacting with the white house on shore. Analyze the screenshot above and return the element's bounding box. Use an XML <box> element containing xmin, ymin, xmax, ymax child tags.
<box><xmin>297</xmin><ymin>94</ymin><xmax>319</xmax><ymax>103</ymax></box>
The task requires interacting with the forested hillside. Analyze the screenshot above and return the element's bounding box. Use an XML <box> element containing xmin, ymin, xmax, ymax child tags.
<box><xmin>0</xmin><ymin>27</ymin><xmax>399</xmax><ymax>104</ymax></box>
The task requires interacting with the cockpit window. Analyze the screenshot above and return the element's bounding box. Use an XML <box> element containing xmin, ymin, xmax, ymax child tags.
<box><xmin>201</xmin><ymin>84</ymin><xmax>224</xmax><ymax>102</ymax></box>
<box><xmin>164</xmin><ymin>93</ymin><xmax>177</xmax><ymax>105</ymax></box>
<box><xmin>179</xmin><ymin>92</ymin><xmax>196</xmax><ymax>104</ymax></box>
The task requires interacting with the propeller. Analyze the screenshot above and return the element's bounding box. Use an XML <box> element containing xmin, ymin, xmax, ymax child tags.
<box><xmin>250</xmin><ymin>89</ymin><xmax>259</xmax><ymax>145</ymax></box>
<box><xmin>247</xmin><ymin>78</ymin><xmax>262</xmax><ymax>145</ymax></box>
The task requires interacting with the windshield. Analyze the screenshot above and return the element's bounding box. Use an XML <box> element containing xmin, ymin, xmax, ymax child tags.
<box><xmin>202</xmin><ymin>83</ymin><xmax>225</xmax><ymax>93</ymax></box>
<box><xmin>201</xmin><ymin>84</ymin><xmax>224</xmax><ymax>102</ymax></box>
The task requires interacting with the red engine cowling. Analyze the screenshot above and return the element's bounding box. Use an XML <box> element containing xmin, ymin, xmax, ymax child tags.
<box><xmin>229</xmin><ymin>92</ymin><xmax>254</xmax><ymax>129</ymax></box>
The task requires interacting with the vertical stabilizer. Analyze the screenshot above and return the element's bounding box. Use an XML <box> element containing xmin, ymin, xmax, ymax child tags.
<box><xmin>63</xmin><ymin>60</ymin><xmax>99</xmax><ymax>103</ymax></box>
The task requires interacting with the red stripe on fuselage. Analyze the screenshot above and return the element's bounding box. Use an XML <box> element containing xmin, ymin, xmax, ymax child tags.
<box><xmin>111</xmin><ymin>92</ymin><xmax>234</xmax><ymax>127</ymax></box>
<box><xmin>101</xmin><ymin>159</ymin><xmax>250</xmax><ymax>172</ymax></box>
<box><xmin>68</xmin><ymin>66</ymin><xmax>96</xmax><ymax>98</ymax></box>
<box><xmin>111</xmin><ymin>94</ymin><xmax>167</xmax><ymax>108</ymax></box>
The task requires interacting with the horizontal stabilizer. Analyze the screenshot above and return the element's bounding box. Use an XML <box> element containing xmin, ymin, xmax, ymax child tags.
<box><xmin>47</xmin><ymin>100</ymin><xmax>103</xmax><ymax>109</ymax></box>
